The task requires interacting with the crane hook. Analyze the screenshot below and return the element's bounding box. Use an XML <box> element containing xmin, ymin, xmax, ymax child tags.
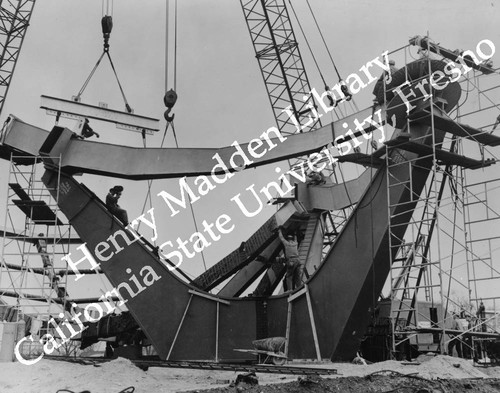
<box><xmin>163</xmin><ymin>89</ymin><xmax>178</xmax><ymax>122</ymax></box>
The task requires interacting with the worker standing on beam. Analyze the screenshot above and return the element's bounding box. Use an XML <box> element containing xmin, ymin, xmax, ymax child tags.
<box><xmin>277</xmin><ymin>226</ymin><xmax>303</xmax><ymax>291</ymax></box>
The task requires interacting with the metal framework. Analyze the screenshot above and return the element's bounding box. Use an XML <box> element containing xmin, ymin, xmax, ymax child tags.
<box><xmin>239</xmin><ymin>0</ymin><xmax>356</xmax><ymax>297</ymax></box>
<box><xmin>381</xmin><ymin>38</ymin><xmax>500</xmax><ymax>362</ymax></box>
<box><xmin>0</xmin><ymin>0</ymin><xmax>36</xmax><ymax>118</ymax></box>
<box><xmin>240</xmin><ymin>0</ymin><xmax>320</xmax><ymax>137</ymax></box>
<box><xmin>0</xmin><ymin>154</ymin><xmax>71</xmax><ymax>317</ymax></box>
<box><xmin>0</xmin><ymin>153</ymin><xmax>124</xmax><ymax>358</ymax></box>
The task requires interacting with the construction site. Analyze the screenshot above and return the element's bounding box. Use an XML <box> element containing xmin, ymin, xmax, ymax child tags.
<box><xmin>0</xmin><ymin>1</ymin><xmax>500</xmax><ymax>392</ymax></box>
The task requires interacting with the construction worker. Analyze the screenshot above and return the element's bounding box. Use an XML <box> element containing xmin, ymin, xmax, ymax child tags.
<box><xmin>277</xmin><ymin>227</ymin><xmax>303</xmax><ymax>290</ymax></box>
<box><xmin>448</xmin><ymin>314</ymin><xmax>463</xmax><ymax>358</ymax></box>
<box><xmin>307</xmin><ymin>171</ymin><xmax>326</xmax><ymax>186</ymax></box>
<box><xmin>81</xmin><ymin>118</ymin><xmax>100</xmax><ymax>138</ymax></box>
<box><xmin>74</xmin><ymin>118</ymin><xmax>100</xmax><ymax>139</ymax></box>
<box><xmin>463</xmin><ymin>316</ymin><xmax>473</xmax><ymax>359</ymax></box>
<box><xmin>372</xmin><ymin>59</ymin><xmax>398</xmax><ymax>104</ymax></box>
<box><xmin>106</xmin><ymin>185</ymin><xmax>128</xmax><ymax>225</ymax></box>
<box><xmin>477</xmin><ymin>301</ymin><xmax>486</xmax><ymax>332</ymax></box>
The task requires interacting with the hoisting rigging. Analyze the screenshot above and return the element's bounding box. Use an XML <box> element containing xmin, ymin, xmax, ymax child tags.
<box><xmin>73</xmin><ymin>1</ymin><xmax>133</xmax><ymax>114</ymax></box>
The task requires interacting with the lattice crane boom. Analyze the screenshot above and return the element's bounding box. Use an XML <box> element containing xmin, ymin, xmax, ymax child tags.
<box><xmin>0</xmin><ymin>0</ymin><xmax>36</xmax><ymax>119</ymax></box>
<box><xmin>240</xmin><ymin>0</ymin><xmax>320</xmax><ymax>137</ymax></box>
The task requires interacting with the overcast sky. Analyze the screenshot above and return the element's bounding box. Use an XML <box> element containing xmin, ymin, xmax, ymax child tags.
<box><xmin>1</xmin><ymin>0</ymin><xmax>500</xmax><ymax>297</ymax></box>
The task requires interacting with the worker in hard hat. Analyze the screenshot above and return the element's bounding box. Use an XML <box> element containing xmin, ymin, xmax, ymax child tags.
<box><xmin>106</xmin><ymin>185</ymin><xmax>128</xmax><ymax>225</ymax></box>
<box><xmin>277</xmin><ymin>227</ymin><xmax>303</xmax><ymax>290</ymax></box>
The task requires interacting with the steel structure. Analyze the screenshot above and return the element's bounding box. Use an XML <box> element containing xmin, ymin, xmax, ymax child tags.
<box><xmin>0</xmin><ymin>61</ymin><xmax>479</xmax><ymax>361</ymax></box>
<box><xmin>364</xmin><ymin>37</ymin><xmax>500</xmax><ymax>362</ymax></box>
<box><xmin>0</xmin><ymin>0</ymin><xmax>499</xmax><ymax>365</ymax></box>
<box><xmin>240</xmin><ymin>0</ymin><xmax>320</xmax><ymax>137</ymax></box>
<box><xmin>239</xmin><ymin>0</ymin><xmax>355</xmax><ymax>299</ymax></box>
<box><xmin>3</xmin><ymin>38</ymin><xmax>500</xmax><ymax>362</ymax></box>
<box><xmin>0</xmin><ymin>0</ymin><xmax>36</xmax><ymax>118</ymax></box>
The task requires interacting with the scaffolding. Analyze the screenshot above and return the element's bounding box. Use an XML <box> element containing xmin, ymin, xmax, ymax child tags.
<box><xmin>0</xmin><ymin>154</ymin><xmax>74</xmax><ymax>356</ymax></box>
<box><xmin>383</xmin><ymin>37</ymin><xmax>500</xmax><ymax>361</ymax></box>
<box><xmin>0</xmin><ymin>154</ymin><xmax>75</xmax><ymax>311</ymax></box>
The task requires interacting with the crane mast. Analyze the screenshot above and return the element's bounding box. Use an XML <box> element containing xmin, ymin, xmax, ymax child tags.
<box><xmin>0</xmin><ymin>0</ymin><xmax>36</xmax><ymax>119</ymax></box>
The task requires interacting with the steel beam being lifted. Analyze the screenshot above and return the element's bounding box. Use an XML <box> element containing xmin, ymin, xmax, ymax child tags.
<box><xmin>40</xmin><ymin>95</ymin><xmax>160</xmax><ymax>134</ymax></box>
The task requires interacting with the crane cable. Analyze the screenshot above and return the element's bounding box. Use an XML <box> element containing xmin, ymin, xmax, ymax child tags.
<box><xmin>165</xmin><ymin>0</ymin><xmax>178</xmax><ymax>92</ymax></box>
<box><xmin>305</xmin><ymin>0</ymin><xmax>359</xmax><ymax>113</ymax></box>
<box><xmin>164</xmin><ymin>0</ymin><xmax>208</xmax><ymax>273</ymax></box>
<box><xmin>74</xmin><ymin>2</ymin><xmax>133</xmax><ymax>113</ymax></box>
<box><xmin>287</xmin><ymin>1</ymin><xmax>343</xmax><ymax>117</ymax></box>
<box><xmin>289</xmin><ymin>1</ymin><xmax>359</xmax><ymax>113</ymax></box>
<box><xmin>305</xmin><ymin>0</ymin><xmax>340</xmax><ymax>81</ymax></box>
<box><xmin>137</xmin><ymin>0</ymin><xmax>178</xmax><ymax>238</ymax></box>
<box><xmin>287</xmin><ymin>1</ymin><xmax>327</xmax><ymax>90</ymax></box>
<box><xmin>101</xmin><ymin>0</ymin><xmax>113</xmax><ymax>18</ymax></box>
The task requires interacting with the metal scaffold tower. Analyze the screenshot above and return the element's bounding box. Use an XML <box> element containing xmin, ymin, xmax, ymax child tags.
<box><xmin>382</xmin><ymin>36</ymin><xmax>500</xmax><ymax>362</ymax></box>
<box><xmin>0</xmin><ymin>154</ymin><xmax>73</xmax><ymax>320</ymax></box>
<box><xmin>0</xmin><ymin>152</ymin><xmax>91</xmax><ymax>360</ymax></box>
<box><xmin>0</xmin><ymin>0</ymin><xmax>36</xmax><ymax>118</ymax></box>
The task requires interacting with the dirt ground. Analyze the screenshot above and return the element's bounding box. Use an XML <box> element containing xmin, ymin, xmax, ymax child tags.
<box><xmin>185</xmin><ymin>354</ymin><xmax>500</xmax><ymax>393</ymax></box>
<box><xmin>185</xmin><ymin>375</ymin><xmax>500</xmax><ymax>393</ymax></box>
<box><xmin>0</xmin><ymin>354</ymin><xmax>499</xmax><ymax>393</ymax></box>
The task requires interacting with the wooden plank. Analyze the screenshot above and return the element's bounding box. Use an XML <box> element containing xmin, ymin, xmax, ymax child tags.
<box><xmin>9</xmin><ymin>183</ymin><xmax>30</xmax><ymax>200</ymax></box>
<box><xmin>12</xmin><ymin>199</ymin><xmax>63</xmax><ymax>225</ymax></box>
<box><xmin>305</xmin><ymin>284</ymin><xmax>321</xmax><ymax>361</ymax></box>
<box><xmin>233</xmin><ymin>348</ymin><xmax>287</xmax><ymax>358</ymax></box>
<box><xmin>284</xmin><ymin>299</ymin><xmax>292</xmax><ymax>358</ymax></box>
<box><xmin>40</xmin><ymin>95</ymin><xmax>159</xmax><ymax>134</ymax></box>
<box><xmin>167</xmin><ymin>294</ymin><xmax>193</xmax><ymax>360</ymax></box>
<box><xmin>215</xmin><ymin>302</ymin><xmax>219</xmax><ymax>362</ymax></box>
<box><xmin>287</xmin><ymin>286</ymin><xmax>307</xmax><ymax>302</ymax></box>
